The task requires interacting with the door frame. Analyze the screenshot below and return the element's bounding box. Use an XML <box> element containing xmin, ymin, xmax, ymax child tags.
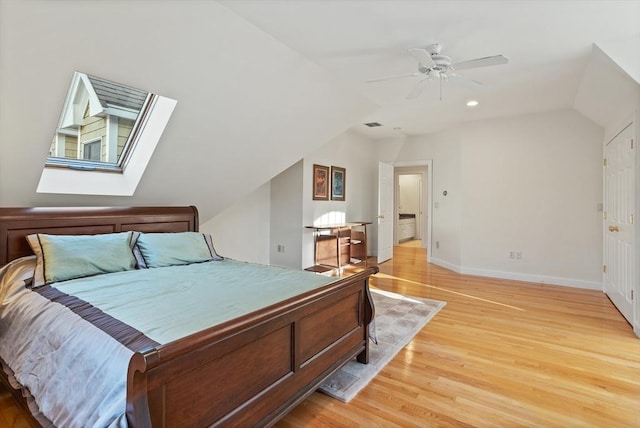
<box><xmin>392</xmin><ymin>160</ymin><xmax>433</xmax><ymax>262</ymax></box>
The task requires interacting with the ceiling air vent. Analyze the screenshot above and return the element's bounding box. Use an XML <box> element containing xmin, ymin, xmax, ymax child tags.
<box><xmin>364</xmin><ymin>122</ymin><xmax>382</xmax><ymax>127</ymax></box>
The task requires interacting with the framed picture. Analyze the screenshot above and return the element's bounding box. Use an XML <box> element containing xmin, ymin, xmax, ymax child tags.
<box><xmin>331</xmin><ymin>166</ymin><xmax>346</xmax><ymax>201</ymax></box>
<box><xmin>312</xmin><ymin>164</ymin><xmax>330</xmax><ymax>200</ymax></box>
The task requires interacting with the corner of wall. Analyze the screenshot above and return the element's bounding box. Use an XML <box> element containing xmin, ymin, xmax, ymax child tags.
<box><xmin>270</xmin><ymin>160</ymin><xmax>304</xmax><ymax>269</ymax></box>
<box><xmin>200</xmin><ymin>182</ymin><xmax>271</xmax><ymax>264</ymax></box>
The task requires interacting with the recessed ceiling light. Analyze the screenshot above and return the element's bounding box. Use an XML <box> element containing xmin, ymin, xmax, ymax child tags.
<box><xmin>466</xmin><ymin>100</ymin><xmax>479</xmax><ymax>107</ymax></box>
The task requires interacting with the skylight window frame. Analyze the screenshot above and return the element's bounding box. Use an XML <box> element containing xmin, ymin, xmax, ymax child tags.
<box><xmin>117</xmin><ymin>93</ymin><xmax>156</xmax><ymax>171</ymax></box>
<box><xmin>44</xmin><ymin>92</ymin><xmax>156</xmax><ymax>174</ymax></box>
<box><xmin>37</xmin><ymin>94</ymin><xmax>176</xmax><ymax>196</ymax></box>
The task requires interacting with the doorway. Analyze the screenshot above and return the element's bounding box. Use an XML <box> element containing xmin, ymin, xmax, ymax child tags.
<box><xmin>397</xmin><ymin>172</ymin><xmax>423</xmax><ymax>245</ymax></box>
<box><xmin>395</xmin><ymin>162</ymin><xmax>432</xmax><ymax>259</ymax></box>
<box><xmin>377</xmin><ymin>160</ymin><xmax>432</xmax><ymax>263</ymax></box>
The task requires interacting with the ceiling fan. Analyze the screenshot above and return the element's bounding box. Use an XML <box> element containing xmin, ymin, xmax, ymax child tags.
<box><xmin>367</xmin><ymin>43</ymin><xmax>509</xmax><ymax>100</ymax></box>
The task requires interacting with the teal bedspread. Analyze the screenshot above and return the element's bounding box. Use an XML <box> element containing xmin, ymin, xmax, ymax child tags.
<box><xmin>0</xmin><ymin>257</ymin><xmax>336</xmax><ymax>427</ymax></box>
<box><xmin>54</xmin><ymin>259</ymin><xmax>336</xmax><ymax>345</ymax></box>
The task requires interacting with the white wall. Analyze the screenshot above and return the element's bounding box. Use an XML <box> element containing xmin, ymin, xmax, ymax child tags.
<box><xmin>397</xmin><ymin>131</ymin><xmax>463</xmax><ymax>268</ymax></box>
<box><xmin>216</xmin><ymin>130</ymin><xmax>378</xmax><ymax>270</ymax></box>
<box><xmin>460</xmin><ymin>110</ymin><xmax>603</xmax><ymax>287</ymax></box>
<box><xmin>398</xmin><ymin>175</ymin><xmax>420</xmax><ymax>215</ymax></box>
<box><xmin>270</xmin><ymin>160</ymin><xmax>304</xmax><ymax>269</ymax></box>
<box><xmin>396</xmin><ymin>109</ymin><xmax>604</xmax><ymax>288</ymax></box>
<box><xmin>0</xmin><ymin>1</ymin><xmax>376</xmax><ymax>225</ymax></box>
<box><xmin>300</xmin><ymin>131</ymin><xmax>379</xmax><ymax>269</ymax></box>
<box><xmin>200</xmin><ymin>183</ymin><xmax>271</xmax><ymax>264</ymax></box>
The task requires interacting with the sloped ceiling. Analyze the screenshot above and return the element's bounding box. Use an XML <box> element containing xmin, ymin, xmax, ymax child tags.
<box><xmin>574</xmin><ymin>44</ymin><xmax>640</xmax><ymax>130</ymax></box>
<box><xmin>1</xmin><ymin>1</ymin><xmax>638</xmax><ymax>222</ymax></box>
<box><xmin>597</xmin><ymin>33</ymin><xmax>640</xmax><ymax>84</ymax></box>
<box><xmin>222</xmin><ymin>0</ymin><xmax>640</xmax><ymax>138</ymax></box>
<box><xmin>0</xmin><ymin>1</ymin><xmax>377</xmax><ymax>221</ymax></box>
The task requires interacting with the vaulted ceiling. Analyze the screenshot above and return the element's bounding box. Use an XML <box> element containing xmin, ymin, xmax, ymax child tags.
<box><xmin>1</xmin><ymin>1</ymin><xmax>638</xmax><ymax>223</ymax></box>
<box><xmin>222</xmin><ymin>0</ymin><xmax>640</xmax><ymax>138</ymax></box>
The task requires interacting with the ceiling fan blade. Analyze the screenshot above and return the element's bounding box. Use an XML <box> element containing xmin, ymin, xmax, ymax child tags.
<box><xmin>452</xmin><ymin>55</ymin><xmax>509</xmax><ymax>70</ymax></box>
<box><xmin>407</xmin><ymin>48</ymin><xmax>436</xmax><ymax>68</ymax></box>
<box><xmin>406</xmin><ymin>78</ymin><xmax>429</xmax><ymax>100</ymax></box>
<box><xmin>447</xmin><ymin>73</ymin><xmax>486</xmax><ymax>90</ymax></box>
<box><xmin>366</xmin><ymin>72</ymin><xmax>422</xmax><ymax>83</ymax></box>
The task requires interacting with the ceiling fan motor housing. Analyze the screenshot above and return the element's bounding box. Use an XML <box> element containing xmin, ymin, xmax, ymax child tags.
<box><xmin>425</xmin><ymin>43</ymin><xmax>443</xmax><ymax>55</ymax></box>
<box><xmin>430</xmin><ymin>55</ymin><xmax>452</xmax><ymax>69</ymax></box>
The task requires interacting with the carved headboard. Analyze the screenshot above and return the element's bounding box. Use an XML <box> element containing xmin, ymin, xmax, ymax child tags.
<box><xmin>0</xmin><ymin>206</ymin><xmax>198</xmax><ymax>266</ymax></box>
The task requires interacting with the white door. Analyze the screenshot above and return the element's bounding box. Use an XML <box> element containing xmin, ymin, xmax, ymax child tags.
<box><xmin>604</xmin><ymin>123</ymin><xmax>636</xmax><ymax>324</ymax></box>
<box><xmin>377</xmin><ymin>162</ymin><xmax>394</xmax><ymax>263</ymax></box>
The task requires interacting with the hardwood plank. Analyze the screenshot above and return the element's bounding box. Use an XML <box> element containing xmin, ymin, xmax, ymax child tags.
<box><xmin>278</xmin><ymin>246</ymin><xmax>640</xmax><ymax>427</ymax></box>
<box><xmin>1</xmin><ymin>246</ymin><xmax>638</xmax><ymax>427</ymax></box>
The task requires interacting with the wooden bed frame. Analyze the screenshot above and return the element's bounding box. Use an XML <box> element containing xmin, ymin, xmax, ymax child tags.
<box><xmin>0</xmin><ymin>206</ymin><xmax>378</xmax><ymax>427</ymax></box>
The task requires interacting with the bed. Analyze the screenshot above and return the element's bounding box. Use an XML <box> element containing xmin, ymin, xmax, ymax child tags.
<box><xmin>0</xmin><ymin>206</ymin><xmax>377</xmax><ymax>427</ymax></box>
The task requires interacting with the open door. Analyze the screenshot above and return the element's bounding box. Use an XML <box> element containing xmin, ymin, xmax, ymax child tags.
<box><xmin>603</xmin><ymin>122</ymin><xmax>636</xmax><ymax>325</ymax></box>
<box><xmin>377</xmin><ymin>162</ymin><xmax>394</xmax><ymax>263</ymax></box>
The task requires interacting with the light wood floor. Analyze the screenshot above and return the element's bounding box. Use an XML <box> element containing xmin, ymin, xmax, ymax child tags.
<box><xmin>399</xmin><ymin>239</ymin><xmax>422</xmax><ymax>248</ymax></box>
<box><xmin>1</xmin><ymin>246</ymin><xmax>639</xmax><ymax>427</ymax></box>
<box><xmin>276</xmin><ymin>246</ymin><xmax>640</xmax><ymax>427</ymax></box>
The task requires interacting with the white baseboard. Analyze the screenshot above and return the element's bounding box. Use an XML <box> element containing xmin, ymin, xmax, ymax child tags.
<box><xmin>429</xmin><ymin>257</ymin><xmax>461</xmax><ymax>273</ymax></box>
<box><xmin>428</xmin><ymin>258</ymin><xmax>602</xmax><ymax>290</ymax></box>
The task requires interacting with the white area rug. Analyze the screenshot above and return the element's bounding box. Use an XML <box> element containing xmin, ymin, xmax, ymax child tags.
<box><xmin>318</xmin><ymin>288</ymin><xmax>445</xmax><ymax>403</ymax></box>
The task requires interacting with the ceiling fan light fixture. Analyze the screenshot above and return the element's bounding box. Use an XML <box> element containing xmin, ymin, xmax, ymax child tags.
<box><xmin>466</xmin><ymin>100</ymin><xmax>479</xmax><ymax>107</ymax></box>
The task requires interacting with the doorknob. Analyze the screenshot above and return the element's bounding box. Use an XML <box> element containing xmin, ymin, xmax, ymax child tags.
<box><xmin>608</xmin><ymin>225</ymin><xmax>619</xmax><ymax>232</ymax></box>
<box><xmin>377</xmin><ymin>215</ymin><xmax>384</xmax><ymax>219</ymax></box>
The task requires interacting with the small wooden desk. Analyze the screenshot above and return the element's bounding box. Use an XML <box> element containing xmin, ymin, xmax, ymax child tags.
<box><xmin>305</xmin><ymin>222</ymin><xmax>371</xmax><ymax>272</ymax></box>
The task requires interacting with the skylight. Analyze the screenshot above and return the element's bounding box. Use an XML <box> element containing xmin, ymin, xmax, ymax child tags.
<box><xmin>37</xmin><ymin>71</ymin><xmax>176</xmax><ymax>196</ymax></box>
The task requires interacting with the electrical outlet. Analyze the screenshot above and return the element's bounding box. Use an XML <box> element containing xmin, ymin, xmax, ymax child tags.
<box><xmin>509</xmin><ymin>251</ymin><xmax>522</xmax><ymax>260</ymax></box>
<box><xmin>277</xmin><ymin>245</ymin><xmax>285</xmax><ymax>253</ymax></box>
<box><xmin>515</xmin><ymin>251</ymin><xmax>522</xmax><ymax>260</ymax></box>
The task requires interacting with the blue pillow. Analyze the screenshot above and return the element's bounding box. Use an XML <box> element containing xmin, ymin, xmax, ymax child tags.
<box><xmin>134</xmin><ymin>232</ymin><xmax>223</xmax><ymax>268</ymax></box>
<box><xmin>26</xmin><ymin>232</ymin><xmax>137</xmax><ymax>285</ymax></box>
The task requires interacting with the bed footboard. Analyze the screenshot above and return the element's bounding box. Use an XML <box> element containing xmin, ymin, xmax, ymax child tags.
<box><xmin>126</xmin><ymin>267</ymin><xmax>377</xmax><ymax>427</ymax></box>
